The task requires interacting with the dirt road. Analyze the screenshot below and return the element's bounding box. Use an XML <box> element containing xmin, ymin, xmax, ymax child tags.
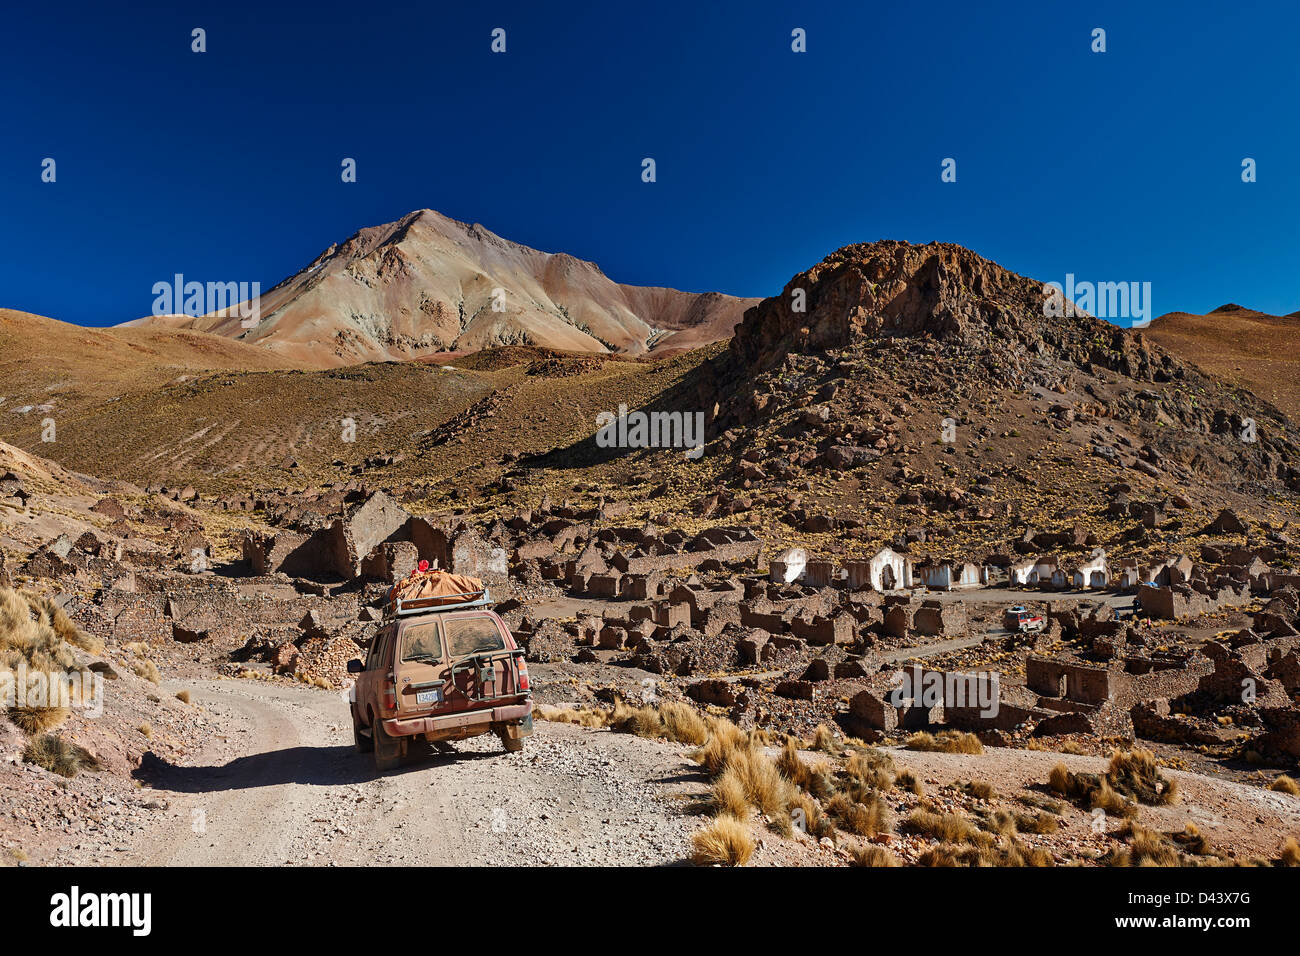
<box><xmin>84</xmin><ymin>679</ymin><xmax>702</xmax><ymax>867</ymax></box>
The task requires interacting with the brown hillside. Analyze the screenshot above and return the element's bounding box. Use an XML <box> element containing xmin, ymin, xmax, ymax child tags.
<box><xmin>1148</xmin><ymin>306</ymin><xmax>1300</xmax><ymax>422</ymax></box>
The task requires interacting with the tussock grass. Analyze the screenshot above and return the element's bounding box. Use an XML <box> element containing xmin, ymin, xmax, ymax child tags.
<box><xmin>844</xmin><ymin>750</ymin><xmax>895</xmax><ymax>791</ymax></box>
<box><xmin>895</xmin><ymin>769</ymin><xmax>924</xmax><ymax>795</ymax></box>
<box><xmin>175</xmin><ymin>690</ymin><xmax>191</xmax><ymax>704</ymax></box>
<box><xmin>788</xmin><ymin>790</ymin><xmax>835</xmax><ymax>840</ymax></box>
<box><xmin>22</xmin><ymin>734</ymin><xmax>99</xmax><ymax>777</ymax></box>
<box><xmin>1016</xmin><ymin>811</ymin><xmax>1060</xmax><ymax>835</ymax></box>
<box><xmin>921</xmin><ymin>836</ymin><xmax>1053</xmax><ymax>867</ymax></box>
<box><xmin>963</xmin><ymin>780</ymin><xmax>995</xmax><ymax>801</ymax></box>
<box><xmin>7</xmin><ymin>706</ymin><xmax>70</xmax><ymax>735</ymax></box>
<box><xmin>658</xmin><ymin>701</ymin><xmax>710</xmax><ymax>746</ymax></box>
<box><xmin>1279</xmin><ymin>837</ymin><xmax>1300</xmax><ymax>866</ymax></box>
<box><xmin>1105</xmin><ymin>823</ymin><xmax>1183</xmax><ymax>867</ymax></box>
<box><xmin>918</xmin><ymin>844</ymin><xmax>960</xmax><ymax>866</ymax></box>
<box><xmin>827</xmin><ymin>792</ymin><xmax>891</xmax><ymax>837</ymax></box>
<box><xmin>811</xmin><ymin>723</ymin><xmax>841</xmax><ymax>754</ymax></box>
<box><xmin>1108</xmin><ymin>748</ymin><xmax>1179</xmax><ymax>805</ymax></box>
<box><xmin>719</xmin><ymin>746</ymin><xmax>792</xmax><ymax>819</ymax></box>
<box><xmin>906</xmin><ymin>730</ymin><xmax>983</xmax><ymax>754</ymax></box>
<box><xmin>534</xmin><ymin>703</ymin><xmax>608</xmax><ymax>729</ymax></box>
<box><xmin>534</xmin><ymin>698</ymin><xmax>712</xmax><ymax>745</ymax></box>
<box><xmin>131</xmin><ymin>659</ymin><xmax>161</xmax><ymax>684</ymax></box>
<box><xmin>711</xmin><ymin>767</ymin><xmax>750</xmax><ymax>819</ymax></box>
<box><xmin>1268</xmin><ymin>775</ymin><xmax>1299</xmax><ymax>796</ymax></box>
<box><xmin>906</xmin><ymin>809</ymin><xmax>981</xmax><ymax>844</ymax></box>
<box><xmin>851</xmin><ymin>844</ymin><xmax>901</xmax><ymax>867</ymax></box>
<box><xmin>1016</xmin><ymin>793</ymin><xmax>1064</xmax><ymax>815</ymax></box>
<box><xmin>776</xmin><ymin>739</ymin><xmax>835</xmax><ymax>798</ymax></box>
<box><xmin>693</xmin><ymin>720</ymin><xmax>751</xmax><ymax>776</ymax></box>
<box><xmin>1047</xmin><ymin>750</ymin><xmax>1174</xmax><ymax>816</ymax></box>
<box><xmin>1</xmin><ymin>587</ymin><xmax>99</xmax><ymax>735</ymax></box>
<box><xmin>691</xmin><ymin>815</ymin><xmax>755</xmax><ymax>866</ymax></box>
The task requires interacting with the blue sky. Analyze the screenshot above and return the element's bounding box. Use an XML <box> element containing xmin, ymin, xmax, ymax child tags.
<box><xmin>2</xmin><ymin>0</ymin><xmax>1297</xmax><ymax>327</ymax></box>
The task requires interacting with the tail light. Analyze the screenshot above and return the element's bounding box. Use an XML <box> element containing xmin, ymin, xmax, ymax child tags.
<box><xmin>517</xmin><ymin>660</ymin><xmax>530</xmax><ymax>692</ymax></box>
<box><xmin>382</xmin><ymin>674</ymin><xmax>398</xmax><ymax>714</ymax></box>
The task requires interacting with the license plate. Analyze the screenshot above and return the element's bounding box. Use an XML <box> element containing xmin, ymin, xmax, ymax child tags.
<box><xmin>416</xmin><ymin>689</ymin><xmax>442</xmax><ymax>705</ymax></box>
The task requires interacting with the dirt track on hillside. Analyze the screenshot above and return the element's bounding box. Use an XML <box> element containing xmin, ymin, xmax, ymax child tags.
<box><xmin>74</xmin><ymin>679</ymin><xmax>704</xmax><ymax>867</ymax></box>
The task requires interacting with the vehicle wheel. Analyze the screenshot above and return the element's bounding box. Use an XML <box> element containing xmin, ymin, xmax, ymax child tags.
<box><xmin>374</xmin><ymin>719</ymin><xmax>403</xmax><ymax>771</ymax></box>
<box><xmin>500</xmin><ymin>731</ymin><xmax>524</xmax><ymax>753</ymax></box>
<box><xmin>353</xmin><ymin>719</ymin><xmax>374</xmax><ymax>754</ymax></box>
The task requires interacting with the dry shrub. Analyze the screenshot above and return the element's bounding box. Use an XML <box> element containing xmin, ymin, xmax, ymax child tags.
<box><xmin>1107</xmin><ymin>748</ymin><xmax>1177</xmax><ymax>805</ymax></box>
<box><xmin>691</xmin><ymin>816</ymin><xmax>755</xmax><ymax>866</ymax></box>
<box><xmin>0</xmin><ymin>587</ymin><xmax>98</xmax><ymax>735</ymax></box>
<box><xmin>693</xmin><ymin>719</ymin><xmax>751</xmax><ymax>776</ymax></box>
<box><xmin>964</xmin><ymin>779</ymin><xmax>995</xmax><ymax>801</ymax></box>
<box><xmin>137</xmin><ymin>722</ymin><xmax>153</xmax><ymax>739</ymax></box>
<box><xmin>131</xmin><ymin>659</ymin><xmax>161</xmax><ymax>685</ymax></box>
<box><xmin>712</xmin><ymin>767</ymin><xmax>750</xmax><ymax>820</ymax></box>
<box><xmin>811</xmin><ymin>723</ymin><xmax>840</xmax><ymax>754</ymax></box>
<box><xmin>851</xmin><ymin>844</ymin><xmax>901</xmax><ymax>867</ymax></box>
<box><xmin>1016</xmin><ymin>811</ymin><xmax>1060</xmax><ymax>835</ymax></box>
<box><xmin>22</xmin><ymin>734</ymin><xmax>99</xmax><ymax>777</ymax></box>
<box><xmin>776</xmin><ymin>739</ymin><xmax>835</xmax><ymax>798</ymax></box>
<box><xmin>1279</xmin><ymin>837</ymin><xmax>1300</xmax><ymax>866</ymax></box>
<box><xmin>895</xmin><ymin>769</ymin><xmax>924</xmax><ymax>795</ymax></box>
<box><xmin>658</xmin><ymin>701</ymin><xmax>709</xmax><ymax>746</ymax></box>
<box><xmin>845</xmin><ymin>750</ymin><xmax>895</xmax><ymax>791</ymax></box>
<box><xmin>787</xmin><ymin>790</ymin><xmax>835</xmax><ymax>840</ymax></box>
<box><xmin>907</xmin><ymin>809</ymin><xmax>980</xmax><ymax>844</ymax></box>
<box><xmin>175</xmin><ymin>690</ymin><xmax>191</xmax><ymax>704</ymax></box>
<box><xmin>906</xmin><ymin>730</ymin><xmax>983</xmax><ymax>754</ymax></box>
<box><xmin>828</xmin><ymin>792</ymin><xmax>891</xmax><ymax>837</ymax></box>
<box><xmin>918</xmin><ymin>844</ymin><xmax>960</xmax><ymax>866</ymax></box>
<box><xmin>7</xmin><ymin>706</ymin><xmax>70</xmax><ymax>735</ymax></box>
<box><xmin>721</xmin><ymin>747</ymin><xmax>792</xmax><ymax>819</ymax></box>
<box><xmin>1268</xmin><ymin>775</ymin><xmax>1299</xmax><ymax>797</ymax></box>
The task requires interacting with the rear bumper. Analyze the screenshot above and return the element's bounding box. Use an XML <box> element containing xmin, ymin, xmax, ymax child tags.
<box><xmin>384</xmin><ymin>699</ymin><xmax>532</xmax><ymax>738</ymax></box>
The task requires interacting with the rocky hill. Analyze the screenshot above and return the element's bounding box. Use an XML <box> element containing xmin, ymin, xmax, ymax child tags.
<box><xmin>638</xmin><ymin>240</ymin><xmax>1300</xmax><ymax>563</ymax></box>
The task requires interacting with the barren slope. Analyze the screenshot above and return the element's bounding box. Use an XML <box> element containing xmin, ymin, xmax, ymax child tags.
<box><xmin>131</xmin><ymin>210</ymin><xmax>759</xmax><ymax>366</ymax></box>
<box><xmin>1148</xmin><ymin>304</ymin><xmax>1300</xmax><ymax>422</ymax></box>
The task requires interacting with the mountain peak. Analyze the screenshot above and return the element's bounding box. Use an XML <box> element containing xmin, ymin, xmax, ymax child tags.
<box><xmin>133</xmin><ymin>210</ymin><xmax>758</xmax><ymax>367</ymax></box>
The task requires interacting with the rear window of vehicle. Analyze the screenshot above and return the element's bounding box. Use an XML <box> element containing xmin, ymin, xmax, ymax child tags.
<box><xmin>400</xmin><ymin>622</ymin><xmax>444</xmax><ymax>662</ymax></box>
<box><xmin>444</xmin><ymin>616</ymin><xmax>505</xmax><ymax>658</ymax></box>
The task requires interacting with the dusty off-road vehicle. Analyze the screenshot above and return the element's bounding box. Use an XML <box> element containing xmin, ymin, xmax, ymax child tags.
<box><xmin>348</xmin><ymin>583</ymin><xmax>533</xmax><ymax>771</ymax></box>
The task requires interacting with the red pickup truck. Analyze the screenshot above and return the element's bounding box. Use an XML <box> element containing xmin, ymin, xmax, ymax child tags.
<box><xmin>1004</xmin><ymin>605</ymin><xmax>1046</xmax><ymax>633</ymax></box>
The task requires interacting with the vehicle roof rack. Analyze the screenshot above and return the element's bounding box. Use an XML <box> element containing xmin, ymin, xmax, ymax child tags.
<box><xmin>389</xmin><ymin>588</ymin><xmax>494</xmax><ymax>618</ymax></box>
